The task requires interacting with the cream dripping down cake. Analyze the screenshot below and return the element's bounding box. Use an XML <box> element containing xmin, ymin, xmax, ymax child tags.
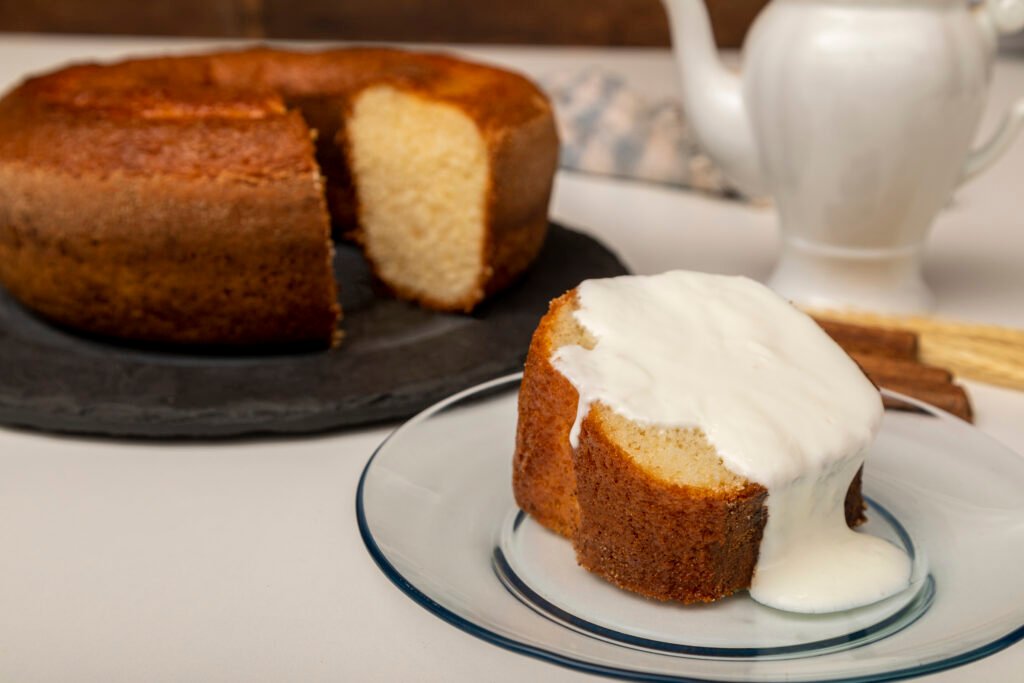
<box><xmin>513</xmin><ymin>270</ymin><xmax>912</xmax><ymax>613</ymax></box>
<box><xmin>0</xmin><ymin>48</ymin><xmax>558</xmax><ymax>345</ymax></box>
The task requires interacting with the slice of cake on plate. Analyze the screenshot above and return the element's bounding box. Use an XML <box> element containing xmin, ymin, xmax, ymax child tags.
<box><xmin>514</xmin><ymin>270</ymin><xmax>911</xmax><ymax>613</ymax></box>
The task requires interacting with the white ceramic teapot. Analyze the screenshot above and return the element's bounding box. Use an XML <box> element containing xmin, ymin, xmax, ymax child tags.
<box><xmin>663</xmin><ymin>0</ymin><xmax>1024</xmax><ymax>312</ymax></box>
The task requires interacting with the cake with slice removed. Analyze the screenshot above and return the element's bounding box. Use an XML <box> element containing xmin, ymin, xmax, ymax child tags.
<box><xmin>0</xmin><ymin>47</ymin><xmax>558</xmax><ymax>345</ymax></box>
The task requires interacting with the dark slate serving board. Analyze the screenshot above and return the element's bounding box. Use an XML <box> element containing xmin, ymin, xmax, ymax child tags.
<box><xmin>0</xmin><ymin>224</ymin><xmax>628</xmax><ymax>438</ymax></box>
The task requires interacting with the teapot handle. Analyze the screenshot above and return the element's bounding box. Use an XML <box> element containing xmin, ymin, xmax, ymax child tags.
<box><xmin>961</xmin><ymin>98</ymin><xmax>1024</xmax><ymax>184</ymax></box>
<box><xmin>961</xmin><ymin>0</ymin><xmax>1024</xmax><ymax>184</ymax></box>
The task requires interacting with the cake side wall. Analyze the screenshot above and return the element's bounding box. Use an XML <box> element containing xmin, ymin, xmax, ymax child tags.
<box><xmin>0</xmin><ymin>164</ymin><xmax>338</xmax><ymax>345</ymax></box>
<box><xmin>572</xmin><ymin>407</ymin><xmax>770</xmax><ymax>603</ymax></box>
<box><xmin>289</xmin><ymin>94</ymin><xmax>360</xmax><ymax>237</ymax></box>
<box><xmin>845</xmin><ymin>467</ymin><xmax>867</xmax><ymax>527</ymax></box>
<box><xmin>479</xmin><ymin>106</ymin><xmax>559</xmax><ymax>301</ymax></box>
<box><xmin>513</xmin><ymin>293</ymin><xmax>583</xmax><ymax>538</ymax></box>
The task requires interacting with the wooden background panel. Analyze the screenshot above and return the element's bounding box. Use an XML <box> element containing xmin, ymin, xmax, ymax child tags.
<box><xmin>704</xmin><ymin>0</ymin><xmax>768</xmax><ymax>47</ymax></box>
<box><xmin>0</xmin><ymin>0</ymin><xmax>769</xmax><ymax>47</ymax></box>
<box><xmin>261</xmin><ymin>0</ymin><xmax>670</xmax><ymax>45</ymax></box>
<box><xmin>0</xmin><ymin>0</ymin><xmax>264</xmax><ymax>38</ymax></box>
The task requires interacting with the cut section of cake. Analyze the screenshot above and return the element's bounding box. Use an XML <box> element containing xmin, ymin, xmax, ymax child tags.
<box><xmin>348</xmin><ymin>86</ymin><xmax>491</xmax><ymax>311</ymax></box>
<box><xmin>514</xmin><ymin>271</ymin><xmax>911</xmax><ymax>612</ymax></box>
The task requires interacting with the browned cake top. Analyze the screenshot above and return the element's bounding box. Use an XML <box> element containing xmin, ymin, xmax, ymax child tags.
<box><xmin>0</xmin><ymin>47</ymin><xmax>553</xmax><ymax>179</ymax></box>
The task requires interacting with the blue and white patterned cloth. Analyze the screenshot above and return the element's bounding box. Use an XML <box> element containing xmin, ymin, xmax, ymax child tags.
<box><xmin>541</xmin><ymin>68</ymin><xmax>744</xmax><ymax>199</ymax></box>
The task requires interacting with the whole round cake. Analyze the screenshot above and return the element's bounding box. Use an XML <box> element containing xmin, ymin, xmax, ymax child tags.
<box><xmin>0</xmin><ymin>48</ymin><xmax>559</xmax><ymax>345</ymax></box>
<box><xmin>514</xmin><ymin>271</ymin><xmax>912</xmax><ymax>612</ymax></box>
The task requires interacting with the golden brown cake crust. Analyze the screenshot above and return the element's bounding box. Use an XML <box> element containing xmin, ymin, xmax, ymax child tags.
<box><xmin>574</xmin><ymin>408</ymin><xmax>769</xmax><ymax>603</ymax></box>
<box><xmin>513</xmin><ymin>294</ymin><xmax>583</xmax><ymax>537</ymax></box>
<box><xmin>0</xmin><ymin>165</ymin><xmax>338</xmax><ymax>345</ymax></box>
<box><xmin>479</xmin><ymin>112</ymin><xmax>559</xmax><ymax>304</ymax></box>
<box><xmin>513</xmin><ymin>290</ymin><xmax>869</xmax><ymax>603</ymax></box>
<box><xmin>0</xmin><ymin>47</ymin><xmax>557</xmax><ymax>343</ymax></box>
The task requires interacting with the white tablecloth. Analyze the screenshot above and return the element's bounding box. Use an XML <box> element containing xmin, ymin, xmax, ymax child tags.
<box><xmin>0</xmin><ymin>34</ymin><xmax>1021</xmax><ymax>683</ymax></box>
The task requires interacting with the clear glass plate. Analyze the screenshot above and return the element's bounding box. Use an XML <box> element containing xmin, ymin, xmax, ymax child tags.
<box><xmin>357</xmin><ymin>374</ymin><xmax>1024</xmax><ymax>682</ymax></box>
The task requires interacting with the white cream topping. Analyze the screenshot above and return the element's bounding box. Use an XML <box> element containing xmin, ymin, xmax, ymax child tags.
<box><xmin>551</xmin><ymin>271</ymin><xmax>911</xmax><ymax>613</ymax></box>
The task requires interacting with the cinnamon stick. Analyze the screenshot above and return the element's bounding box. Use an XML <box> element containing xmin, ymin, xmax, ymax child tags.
<box><xmin>878</xmin><ymin>380</ymin><xmax>973</xmax><ymax>423</ymax></box>
<box><xmin>850</xmin><ymin>352</ymin><xmax>953</xmax><ymax>386</ymax></box>
<box><xmin>807</xmin><ymin>317</ymin><xmax>973</xmax><ymax>421</ymax></box>
<box><xmin>815</xmin><ymin>319</ymin><xmax>918</xmax><ymax>360</ymax></box>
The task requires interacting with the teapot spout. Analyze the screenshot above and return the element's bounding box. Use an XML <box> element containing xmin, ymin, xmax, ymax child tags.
<box><xmin>662</xmin><ymin>0</ymin><xmax>765</xmax><ymax>197</ymax></box>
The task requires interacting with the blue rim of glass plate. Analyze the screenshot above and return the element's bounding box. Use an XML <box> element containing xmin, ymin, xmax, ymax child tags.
<box><xmin>492</xmin><ymin>501</ymin><xmax>934</xmax><ymax>660</ymax></box>
<box><xmin>355</xmin><ymin>373</ymin><xmax>1024</xmax><ymax>683</ymax></box>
